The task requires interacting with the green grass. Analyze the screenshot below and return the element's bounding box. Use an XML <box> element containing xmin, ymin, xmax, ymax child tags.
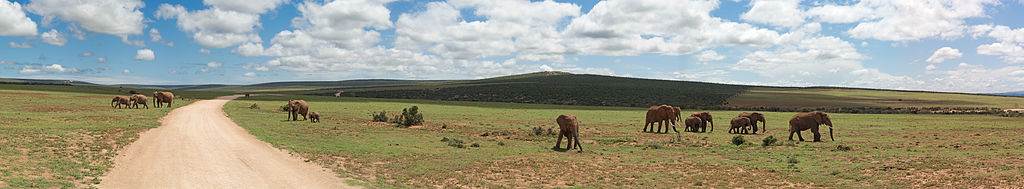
<box><xmin>225</xmin><ymin>95</ymin><xmax>1024</xmax><ymax>188</ymax></box>
<box><xmin>730</xmin><ymin>87</ymin><xmax>1024</xmax><ymax>109</ymax></box>
<box><xmin>0</xmin><ymin>84</ymin><xmax>226</xmax><ymax>188</ymax></box>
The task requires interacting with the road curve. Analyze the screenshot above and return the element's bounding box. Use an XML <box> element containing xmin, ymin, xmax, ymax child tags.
<box><xmin>100</xmin><ymin>95</ymin><xmax>355</xmax><ymax>189</ymax></box>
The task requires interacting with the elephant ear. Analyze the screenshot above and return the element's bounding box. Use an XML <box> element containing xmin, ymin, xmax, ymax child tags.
<box><xmin>812</xmin><ymin>112</ymin><xmax>823</xmax><ymax>124</ymax></box>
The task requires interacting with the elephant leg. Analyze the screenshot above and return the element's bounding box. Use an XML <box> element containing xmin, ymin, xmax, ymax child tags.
<box><xmin>811</xmin><ymin>126</ymin><xmax>822</xmax><ymax>142</ymax></box>
<box><xmin>789</xmin><ymin>131</ymin><xmax>794</xmax><ymax>140</ymax></box>
<box><xmin>796</xmin><ymin>131</ymin><xmax>805</xmax><ymax>141</ymax></box>
<box><xmin>573</xmin><ymin>134</ymin><xmax>583</xmax><ymax>152</ymax></box>
<box><xmin>671</xmin><ymin>124</ymin><xmax>679</xmax><ymax>133</ymax></box>
<box><xmin>643</xmin><ymin>122</ymin><xmax>650</xmax><ymax>133</ymax></box>
<box><xmin>657</xmin><ymin>121</ymin><xmax>663</xmax><ymax>133</ymax></box>
<box><xmin>555</xmin><ymin>132</ymin><xmax>564</xmax><ymax>149</ymax></box>
<box><xmin>567</xmin><ymin>135</ymin><xmax>575</xmax><ymax>150</ymax></box>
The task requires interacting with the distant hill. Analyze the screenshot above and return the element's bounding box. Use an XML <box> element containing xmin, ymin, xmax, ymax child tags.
<box><xmin>990</xmin><ymin>91</ymin><xmax>1024</xmax><ymax>97</ymax></box>
<box><xmin>0</xmin><ymin>78</ymin><xmax>101</xmax><ymax>86</ymax></box>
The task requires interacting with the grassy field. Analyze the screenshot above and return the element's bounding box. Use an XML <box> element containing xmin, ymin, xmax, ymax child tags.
<box><xmin>225</xmin><ymin>95</ymin><xmax>1024</xmax><ymax>188</ymax></box>
<box><xmin>729</xmin><ymin>87</ymin><xmax>1024</xmax><ymax>109</ymax></box>
<box><xmin>0</xmin><ymin>84</ymin><xmax>226</xmax><ymax>188</ymax></box>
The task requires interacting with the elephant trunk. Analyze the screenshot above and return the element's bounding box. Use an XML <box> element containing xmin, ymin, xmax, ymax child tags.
<box><xmin>828</xmin><ymin>125</ymin><xmax>834</xmax><ymax>141</ymax></box>
<box><xmin>761</xmin><ymin>120</ymin><xmax>766</xmax><ymax>132</ymax></box>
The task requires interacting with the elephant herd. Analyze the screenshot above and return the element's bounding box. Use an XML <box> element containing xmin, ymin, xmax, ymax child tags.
<box><xmin>553</xmin><ymin>109</ymin><xmax>836</xmax><ymax>152</ymax></box>
<box><xmin>110</xmin><ymin>91</ymin><xmax>174</xmax><ymax>109</ymax></box>
<box><xmin>285</xmin><ymin>100</ymin><xmax>319</xmax><ymax>123</ymax></box>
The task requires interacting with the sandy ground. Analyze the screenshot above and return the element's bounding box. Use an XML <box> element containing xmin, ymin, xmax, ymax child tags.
<box><xmin>99</xmin><ymin>95</ymin><xmax>355</xmax><ymax>189</ymax></box>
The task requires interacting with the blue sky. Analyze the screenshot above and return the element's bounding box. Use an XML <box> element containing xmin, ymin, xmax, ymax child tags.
<box><xmin>1</xmin><ymin>0</ymin><xmax>1023</xmax><ymax>93</ymax></box>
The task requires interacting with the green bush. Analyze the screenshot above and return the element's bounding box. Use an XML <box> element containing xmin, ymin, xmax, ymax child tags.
<box><xmin>762</xmin><ymin>136</ymin><xmax>777</xmax><ymax>146</ymax></box>
<box><xmin>731</xmin><ymin>135</ymin><xmax>746</xmax><ymax>145</ymax></box>
<box><xmin>372</xmin><ymin>110</ymin><xmax>389</xmax><ymax>122</ymax></box>
<box><xmin>787</xmin><ymin>157</ymin><xmax>799</xmax><ymax>164</ymax></box>
<box><xmin>441</xmin><ymin>137</ymin><xmax>465</xmax><ymax>148</ymax></box>
<box><xmin>470</xmin><ymin>143</ymin><xmax>480</xmax><ymax>147</ymax></box>
<box><xmin>836</xmin><ymin>145</ymin><xmax>852</xmax><ymax>151</ymax></box>
<box><xmin>392</xmin><ymin>106</ymin><xmax>424</xmax><ymax>127</ymax></box>
<box><xmin>249</xmin><ymin>103</ymin><xmax>259</xmax><ymax>109</ymax></box>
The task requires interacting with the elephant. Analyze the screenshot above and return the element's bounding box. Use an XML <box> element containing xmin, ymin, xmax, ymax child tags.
<box><xmin>672</xmin><ymin>107</ymin><xmax>682</xmax><ymax>122</ymax></box>
<box><xmin>644</xmin><ymin>105</ymin><xmax>678</xmax><ymax>133</ymax></box>
<box><xmin>287</xmin><ymin>100</ymin><xmax>309</xmax><ymax>121</ymax></box>
<box><xmin>152</xmin><ymin>91</ymin><xmax>174</xmax><ymax>108</ymax></box>
<box><xmin>111</xmin><ymin>96</ymin><xmax>130</xmax><ymax>109</ymax></box>
<box><xmin>309</xmin><ymin>112</ymin><xmax>320</xmax><ymax>123</ymax></box>
<box><xmin>738</xmin><ymin>112</ymin><xmax>766</xmax><ymax>134</ymax></box>
<box><xmin>690</xmin><ymin>112</ymin><xmax>714</xmax><ymax>133</ymax></box>
<box><xmin>729</xmin><ymin>117</ymin><xmax>752</xmax><ymax>134</ymax></box>
<box><xmin>554</xmin><ymin>114</ymin><xmax>582</xmax><ymax>152</ymax></box>
<box><xmin>788</xmin><ymin>111</ymin><xmax>834</xmax><ymax>142</ymax></box>
<box><xmin>129</xmin><ymin>94</ymin><xmax>149</xmax><ymax>109</ymax></box>
<box><xmin>684</xmin><ymin>116</ymin><xmax>702</xmax><ymax>132</ymax></box>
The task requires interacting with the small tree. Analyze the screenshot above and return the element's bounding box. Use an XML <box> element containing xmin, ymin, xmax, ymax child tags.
<box><xmin>372</xmin><ymin>110</ymin><xmax>389</xmax><ymax>122</ymax></box>
<box><xmin>400</xmin><ymin>106</ymin><xmax>424</xmax><ymax>126</ymax></box>
<box><xmin>732</xmin><ymin>135</ymin><xmax>746</xmax><ymax>146</ymax></box>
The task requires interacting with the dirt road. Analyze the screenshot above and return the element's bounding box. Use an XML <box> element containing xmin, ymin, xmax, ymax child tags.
<box><xmin>100</xmin><ymin>95</ymin><xmax>354</xmax><ymax>188</ymax></box>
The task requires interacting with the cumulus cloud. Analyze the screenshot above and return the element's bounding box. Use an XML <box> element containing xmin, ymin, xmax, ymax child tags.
<box><xmin>27</xmin><ymin>0</ymin><xmax>145</xmax><ymax>35</ymax></box>
<box><xmin>808</xmin><ymin>0</ymin><xmax>999</xmax><ymax>41</ymax></box>
<box><xmin>926</xmin><ymin>47</ymin><xmax>962</xmax><ymax>63</ymax></box>
<box><xmin>0</xmin><ymin>1</ymin><xmax>37</xmax><ymax>36</ymax></box>
<box><xmin>156</xmin><ymin>1</ymin><xmax>285</xmax><ymax>48</ymax></box>
<box><xmin>8</xmin><ymin>41</ymin><xmax>32</xmax><ymax>48</ymax></box>
<box><xmin>977</xmin><ymin>42</ymin><xmax>1024</xmax><ymax>64</ymax></box>
<box><xmin>199</xmin><ymin>48</ymin><xmax>211</xmax><ymax>54</ymax></box>
<box><xmin>925</xmin><ymin>64</ymin><xmax>937</xmax><ymax>71</ymax></box>
<box><xmin>40</xmin><ymin>29</ymin><xmax>66</xmax><ymax>46</ymax></box>
<box><xmin>18</xmin><ymin>64</ymin><xmax>80</xmax><ymax>74</ymax></box>
<box><xmin>243</xmin><ymin>72</ymin><xmax>257</xmax><ymax>77</ymax></box>
<box><xmin>294</xmin><ymin>0</ymin><xmax>395</xmax><ymax>49</ymax></box>
<box><xmin>207</xmin><ymin>62</ymin><xmax>222</xmax><ymax>68</ymax></box>
<box><xmin>924</xmin><ymin>63</ymin><xmax>1024</xmax><ymax>92</ymax></box>
<box><xmin>123</xmin><ymin>69</ymin><xmax>131</xmax><ymax>74</ymax></box>
<box><xmin>80</xmin><ymin>51</ymin><xmax>93</xmax><ymax>57</ymax></box>
<box><xmin>696</xmin><ymin>50</ymin><xmax>726</xmax><ymax>62</ymax></box>
<box><xmin>741</xmin><ymin>0</ymin><xmax>805</xmax><ymax>28</ymax></box>
<box><xmin>674</xmin><ymin>70</ymin><xmax>729</xmax><ymax>80</ymax></box>
<box><xmin>134</xmin><ymin>49</ymin><xmax>155</xmax><ymax>60</ymax></box>
<box><xmin>150</xmin><ymin>28</ymin><xmax>163</xmax><ymax>42</ymax></box>
<box><xmin>97</xmin><ymin>56</ymin><xmax>107</xmax><ymax>63</ymax></box>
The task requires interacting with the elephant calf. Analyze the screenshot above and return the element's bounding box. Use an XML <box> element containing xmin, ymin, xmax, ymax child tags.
<box><xmin>309</xmin><ymin>112</ymin><xmax>320</xmax><ymax>123</ymax></box>
<box><xmin>554</xmin><ymin>114</ymin><xmax>582</xmax><ymax>152</ymax></box>
<box><xmin>729</xmin><ymin>117</ymin><xmax>752</xmax><ymax>134</ymax></box>
<box><xmin>684</xmin><ymin>116</ymin><xmax>702</xmax><ymax>133</ymax></box>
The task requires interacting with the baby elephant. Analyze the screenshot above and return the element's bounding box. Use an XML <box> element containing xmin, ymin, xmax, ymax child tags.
<box><xmin>309</xmin><ymin>112</ymin><xmax>320</xmax><ymax>123</ymax></box>
<box><xmin>554</xmin><ymin>114</ymin><xmax>582</xmax><ymax>152</ymax></box>
<box><xmin>730</xmin><ymin>117</ymin><xmax>752</xmax><ymax>134</ymax></box>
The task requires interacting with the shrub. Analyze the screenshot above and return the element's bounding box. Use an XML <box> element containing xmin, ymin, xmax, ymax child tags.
<box><xmin>497</xmin><ymin>141</ymin><xmax>505</xmax><ymax>146</ymax></box>
<box><xmin>836</xmin><ymin>145</ymin><xmax>852</xmax><ymax>151</ymax></box>
<box><xmin>762</xmin><ymin>136</ymin><xmax>777</xmax><ymax>146</ymax></box>
<box><xmin>531</xmin><ymin>126</ymin><xmax>557</xmax><ymax>136</ymax></box>
<box><xmin>249</xmin><ymin>103</ymin><xmax>260</xmax><ymax>109</ymax></box>
<box><xmin>400</xmin><ymin>106</ymin><xmax>424</xmax><ymax>126</ymax></box>
<box><xmin>470</xmin><ymin>143</ymin><xmax>480</xmax><ymax>147</ymax></box>
<box><xmin>441</xmin><ymin>137</ymin><xmax>465</xmax><ymax>148</ymax></box>
<box><xmin>787</xmin><ymin>157</ymin><xmax>799</xmax><ymax>164</ymax></box>
<box><xmin>129</xmin><ymin>90</ymin><xmax>138</xmax><ymax>94</ymax></box>
<box><xmin>372</xmin><ymin>110</ymin><xmax>389</xmax><ymax>122</ymax></box>
<box><xmin>732</xmin><ymin>135</ymin><xmax>746</xmax><ymax>145</ymax></box>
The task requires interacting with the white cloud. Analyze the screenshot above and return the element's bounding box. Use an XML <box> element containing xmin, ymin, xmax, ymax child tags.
<box><xmin>199</xmin><ymin>48</ymin><xmax>212</xmax><ymax>54</ymax></box>
<box><xmin>19</xmin><ymin>64</ymin><xmax>80</xmax><ymax>74</ymax></box>
<box><xmin>123</xmin><ymin>69</ymin><xmax>131</xmax><ymax>73</ymax></box>
<box><xmin>294</xmin><ymin>0</ymin><xmax>395</xmax><ymax>49</ymax></box>
<box><xmin>134</xmin><ymin>49</ymin><xmax>155</xmax><ymax>61</ymax></box>
<box><xmin>97</xmin><ymin>57</ymin><xmax>107</xmax><ymax>63</ymax></box>
<box><xmin>925</xmin><ymin>47</ymin><xmax>962</xmax><ymax>63</ymax></box>
<box><xmin>8</xmin><ymin>41</ymin><xmax>32</xmax><ymax>48</ymax></box>
<box><xmin>0</xmin><ymin>60</ymin><xmax>13</xmax><ymax>65</ymax></box>
<box><xmin>733</xmin><ymin>36</ymin><xmax>922</xmax><ymax>89</ymax></box>
<box><xmin>741</xmin><ymin>0</ymin><xmax>805</xmax><ymax>28</ymax></box>
<box><xmin>150</xmin><ymin>28</ymin><xmax>163</xmax><ymax>42</ymax></box>
<box><xmin>243</xmin><ymin>62</ymin><xmax>270</xmax><ymax>71</ymax></box>
<box><xmin>80</xmin><ymin>51</ymin><xmax>93</xmax><ymax>57</ymax></box>
<box><xmin>977</xmin><ymin>42</ymin><xmax>1024</xmax><ymax>63</ymax></box>
<box><xmin>924</xmin><ymin>63</ymin><xmax>1024</xmax><ymax>92</ymax></box>
<box><xmin>0</xmin><ymin>1</ymin><xmax>37</xmax><ymax>36</ymax></box>
<box><xmin>696</xmin><ymin>50</ymin><xmax>726</xmax><ymax>62</ymax></box>
<box><xmin>243</xmin><ymin>72</ymin><xmax>257</xmax><ymax>77</ymax></box>
<box><xmin>157</xmin><ymin>2</ymin><xmax>280</xmax><ymax>48</ymax></box>
<box><xmin>40</xmin><ymin>29</ymin><xmax>66</xmax><ymax>46</ymax></box>
<box><xmin>986</xmin><ymin>25</ymin><xmax>1024</xmax><ymax>43</ymax></box>
<box><xmin>925</xmin><ymin>64</ymin><xmax>937</xmax><ymax>71</ymax></box>
<box><xmin>207</xmin><ymin>62</ymin><xmax>222</xmax><ymax>68</ymax></box>
<box><xmin>203</xmin><ymin>0</ymin><xmax>286</xmax><ymax>14</ymax></box>
<box><xmin>809</xmin><ymin>0</ymin><xmax>1000</xmax><ymax>41</ymax></box>
<box><xmin>674</xmin><ymin>70</ymin><xmax>729</xmax><ymax>80</ymax></box>
<box><xmin>27</xmin><ymin>0</ymin><xmax>145</xmax><ymax>35</ymax></box>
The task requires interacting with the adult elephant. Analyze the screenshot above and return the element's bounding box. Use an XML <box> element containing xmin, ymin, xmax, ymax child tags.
<box><xmin>738</xmin><ymin>112</ymin><xmax>766</xmax><ymax>134</ymax></box>
<box><xmin>788</xmin><ymin>111</ymin><xmax>834</xmax><ymax>142</ymax></box>
<box><xmin>690</xmin><ymin>112</ymin><xmax>714</xmax><ymax>133</ymax></box>
<box><xmin>152</xmin><ymin>91</ymin><xmax>174</xmax><ymax>108</ymax></box>
<box><xmin>130</xmin><ymin>94</ymin><xmax>149</xmax><ymax>109</ymax></box>
<box><xmin>643</xmin><ymin>105</ymin><xmax>678</xmax><ymax>133</ymax></box>
<box><xmin>111</xmin><ymin>96</ymin><xmax>130</xmax><ymax>109</ymax></box>
<box><xmin>287</xmin><ymin>100</ymin><xmax>309</xmax><ymax>121</ymax></box>
<box><xmin>672</xmin><ymin>107</ymin><xmax>682</xmax><ymax>122</ymax></box>
<box><xmin>729</xmin><ymin>117</ymin><xmax>752</xmax><ymax>134</ymax></box>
